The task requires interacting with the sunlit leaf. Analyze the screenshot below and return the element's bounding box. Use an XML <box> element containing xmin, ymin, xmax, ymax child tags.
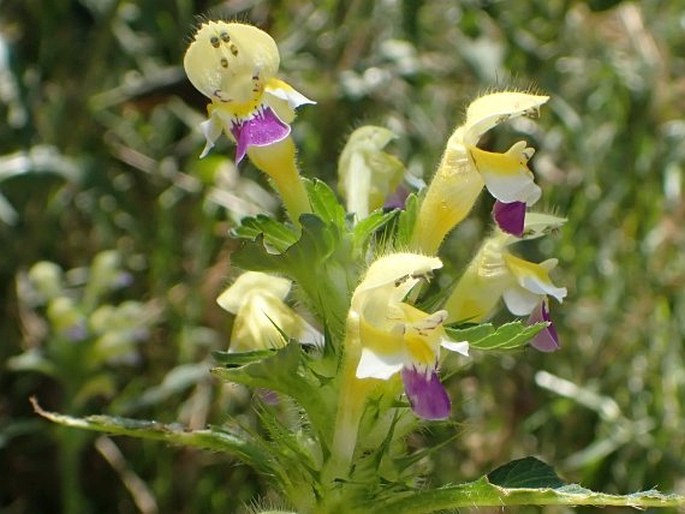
<box><xmin>375</xmin><ymin>457</ymin><xmax>684</xmax><ymax>513</ymax></box>
<box><xmin>446</xmin><ymin>321</ymin><xmax>546</xmax><ymax>351</ymax></box>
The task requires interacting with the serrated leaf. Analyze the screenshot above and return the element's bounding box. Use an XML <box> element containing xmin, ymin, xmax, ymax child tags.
<box><xmin>445</xmin><ymin>324</ymin><xmax>495</xmax><ymax>343</ymax></box>
<box><xmin>232</xmin><ymin>215</ymin><xmax>337</xmax><ymax>279</ymax></box>
<box><xmin>446</xmin><ymin>321</ymin><xmax>546</xmax><ymax>351</ymax></box>
<box><xmin>375</xmin><ymin>456</ymin><xmax>685</xmax><ymax>513</ymax></box>
<box><xmin>232</xmin><ymin>214</ymin><xmax>298</xmax><ymax>252</ymax></box>
<box><xmin>306</xmin><ymin>179</ymin><xmax>346</xmax><ymax>228</ymax></box>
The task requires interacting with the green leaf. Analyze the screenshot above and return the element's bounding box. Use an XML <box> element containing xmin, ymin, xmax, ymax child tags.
<box><xmin>394</xmin><ymin>192</ymin><xmax>419</xmax><ymax>248</ymax></box>
<box><xmin>31</xmin><ymin>397</ymin><xmax>275</xmax><ymax>476</ymax></box>
<box><xmin>446</xmin><ymin>321</ymin><xmax>546</xmax><ymax>351</ymax></box>
<box><xmin>445</xmin><ymin>324</ymin><xmax>495</xmax><ymax>343</ymax></box>
<box><xmin>486</xmin><ymin>457</ymin><xmax>565</xmax><ymax>488</ymax></box>
<box><xmin>305</xmin><ymin>179</ymin><xmax>346</xmax><ymax>228</ymax></box>
<box><xmin>232</xmin><ymin>215</ymin><xmax>298</xmax><ymax>253</ymax></box>
<box><xmin>352</xmin><ymin>208</ymin><xmax>397</xmax><ymax>251</ymax></box>
<box><xmin>232</xmin><ymin>215</ymin><xmax>337</xmax><ymax>279</ymax></box>
<box><xmin>213</xmin><ymin>349</ymin><xmax>278</xmax><ymax>367</ymax></box>
<box><xmin>212</xmin><ymin>343</ymin><xmax>335</xmax><ymax>441</ymax></box>
<box><xmin>375</xmin><ymin>457</ymin><xmax>685</xmax><ymax>513</ymax></box>
<box><xmin>232</xmin><ymin>214</ymin><xmax>350</xmax><ymax>334</ymax></box>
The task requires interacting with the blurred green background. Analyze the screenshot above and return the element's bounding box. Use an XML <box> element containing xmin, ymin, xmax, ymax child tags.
<box><xmin>1</xmin><ymin>0</ymin><xmax>684</xmax><ymax>513</ymax></box>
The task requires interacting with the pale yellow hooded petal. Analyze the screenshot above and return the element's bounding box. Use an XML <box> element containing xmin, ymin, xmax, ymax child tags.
<box><xmin>337</xmin><ymin>126</ymin><xmax>405</xmax><ymax>219</ymax></box>
<box><xmin>217</xmin><ymin>271</ymin><xmax>291</xmax><ymax>314</ymax></box>
<box><xmin>184</xmin><ymin>21</ymin><xmax>279</xmax><ymax>104</ymax></box>
<box><xmin>463</xmin><ymin>92</ymin><xmax>549</xmax><ymax>144</ymax></box>
<box><xmin>217</xmin><ymin>271</ymin><xmax>320</xmax><ymax>352</ymax></box>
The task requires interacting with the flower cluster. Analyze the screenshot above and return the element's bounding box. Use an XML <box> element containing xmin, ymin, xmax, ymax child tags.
<box><xmin>184</xmin><ymin>22</ymin><xmax>565</xmax><ymax>427</ymax></box>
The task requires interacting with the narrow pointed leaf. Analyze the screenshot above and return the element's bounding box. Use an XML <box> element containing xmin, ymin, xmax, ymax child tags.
<box><xmin>31</xmin><ymin>398</ymin><xmax>274</xmax><ymax>475</ymax></box>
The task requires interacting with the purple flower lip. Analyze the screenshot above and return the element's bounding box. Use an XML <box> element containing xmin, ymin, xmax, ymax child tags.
<box><xmin>230</xmin><ymin>106</ymin><xmax>291</xmax><ymax>163</ymax></box>
<box><xmin>492</xmin><ymin>200</ymin><xmax>526</xmax><ymax>237</ymax></box>
<box><xmin>401</xmin><ymin>366</ymin><xmax>451</xmax><ymax>420</ymax></box>
<box><xmin>383</xmin><ymin>184</ymin><xmax>410</xmax><ymax>211</ymax></box>
<box><xmin>528</xmin><ymin>300</ymin><xmax>561</xmax><ymax>352</ymax></box>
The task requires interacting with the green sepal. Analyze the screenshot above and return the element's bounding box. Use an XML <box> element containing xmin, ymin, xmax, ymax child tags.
<box><xmin>213</xmin><ymin>349</ymin><xmax>279</xmax><ymax>367</ymax></box>
<box><xmin>446</xmin><ymin>321</ymin><xmax>547</xmax><ymax>351</ymax></box>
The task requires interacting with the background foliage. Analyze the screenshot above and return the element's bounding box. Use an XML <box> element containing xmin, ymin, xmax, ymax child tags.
<box><xmin>1</xmin><ymin>0</ymin><xmax>684</xmax><ymax>513</ymax></box>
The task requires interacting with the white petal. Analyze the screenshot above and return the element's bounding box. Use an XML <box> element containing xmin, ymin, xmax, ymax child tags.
<box><xmin>470</xmin><ymin>142</ymin><xmax>542</xmax><ymax>205</ymax></box>
<box><xmin>297</xmin><ymin>320</ymin><xmax>324</xmax><ymax>348</ymax></box>
<box><xmin>356</xmin><ymin>347</ymin><xmax>404</xmax><ymax>380</ymax></box>
<box><xmin>440</xmin><ymin>340</ymin><xmax>470</xmax><ymax>356</ymax></box>
<box><xmin>484</xmin><ymin>174</ymin><xmax>542</xmax><ymax>205</ymax></box>
<box><xmin>519</xmin><ymin>274</ymin><xmax>567</xmax><ymax>302</ymax></box>
<box><xmin>265</xmin><ymin>81</ymin><xmax>316</xmax><ymax>109</ymax></box>
<box><xmin>503</xmin><ymin>286</ymin><xmax>541</xmax><ymax>316</ymax></box>
<box><xmin>199</xmin><ymin>115</ymin><xmax>224</xmax><ymax>158</ymax></box>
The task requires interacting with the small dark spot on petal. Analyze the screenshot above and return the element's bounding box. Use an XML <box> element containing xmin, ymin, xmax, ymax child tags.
<box><xmin>230</xmin><ymin>43</ymin><xmax>239</xmax><ymax>56</ymax></box>
<box><xmin>210</xmin><ymin>36</ymin><xmax>220</xmax><ymax>48</ymax></box>
<box><xmin>220</xmin><ymin>32</ymin><xmax>230</xmax><ymax>43</ymax></box>
<box><xmin>220</xmin><ymin>58</ymin><xmax>228</xmax><ymax>68</ymax></box>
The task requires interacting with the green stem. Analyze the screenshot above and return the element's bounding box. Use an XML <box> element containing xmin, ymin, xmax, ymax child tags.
<box><xmin>57</xmin><ymin>426</ymin><xmax>89</xmax><ymax>514</ymax></box>
<box><xmin>324</xmin><ymin>329</ymin><xmax>375</xmax><ymax>485</ymax></box>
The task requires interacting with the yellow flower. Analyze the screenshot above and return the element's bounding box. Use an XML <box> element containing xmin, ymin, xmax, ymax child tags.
<box><xmin>184</xmin><ymin>21</ymin><xmax>314</xmax><ymax>222</ymax></box>
<box><xmin>330</xmin><ymin>253</ymin><xmax>468</xmax><ymax>470</ymax></box>
<box><xmin>443</xmin><ymin>214</ymin><xmax>566</xmax><ymax>351</ymax></box>
<box><xmin>337</xmin><ymin>126</ymin><xmax>405</xmax><ymax>220</ymax></box>
<box><xmin>217</xmin><ymin>271</ymin><xmax>320</xmax><ymax>352</ymax></box>
<box><xmin>411</xmin><ymin>91</ymin><xmax>549</xmax><ymax>254</ymax></box>
<box><xmin>348</xmin><ymin>253</ymin><xmax>468</xmax><ymax>419</ymax></box>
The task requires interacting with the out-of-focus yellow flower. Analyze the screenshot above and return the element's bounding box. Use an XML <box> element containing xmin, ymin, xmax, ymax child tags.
<box><xmin>217</xmin><ymin>271</ymin><xmax>321</xmax><ymax>352</ymax></box>
<box><xmin>184</xmin><ymin>21</ymin><xmax>314</xmax><ymax>222</ymax></box>
<box><xmin>444</xmin><ymin>213</ymin><xmax>567</xmax><ymax>351</ymax></box>
<box><xmin>411</xmin><ymin>92</ymin><xmax>548</xmax><ymax>254</ymax></box>
<box><xmin>337</xmin><ymin>126</ymin><xmax>405</xmax><ymax>220</ymax></box>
